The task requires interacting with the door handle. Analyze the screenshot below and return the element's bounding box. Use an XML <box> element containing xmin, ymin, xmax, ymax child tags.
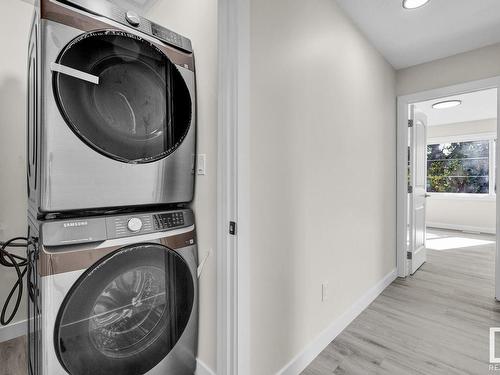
<box><xmin>425</xmin><ymin>194</ymin><xmax>431</xmax><ymax>198</ymax></box>
<box><xmin>51</xmin><ymin>62</ymin><xmax>100</xmax><ymax>85</ymax></box>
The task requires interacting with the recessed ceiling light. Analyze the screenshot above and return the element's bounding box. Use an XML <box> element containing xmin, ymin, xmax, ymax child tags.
<box><xmin>403</xmin><ymin>0</ymin><xmax>431</xmax><ymax>9</ymax></box>
<box><xmin>432</xmin><ymin>100</ymin><xmax>462</xmax><ymax>109</ymax></box>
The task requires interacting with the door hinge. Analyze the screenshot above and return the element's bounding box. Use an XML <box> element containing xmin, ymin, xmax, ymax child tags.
<box><xmin>408</xmin><ymin>185</ymin><xmax>413</xmax><ymax>193</ymax></box>
<box><xmin>229</xmin><ymin>221</ymin><xmax>237</xmax><ymax>235</ymax></box>
<box><xmin>408</xmin><ymin>119</ymin><xmax>414</xmax><ymax>128</ymax></box>
<box><xmin>407</xmin><ymin>251</ymin><xmax>412</xmax><ymax>260</ymax></box>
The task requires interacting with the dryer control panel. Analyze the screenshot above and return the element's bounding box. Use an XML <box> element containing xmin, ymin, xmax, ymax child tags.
<box><xmin>58</xmin><ymin>0</ymin><xmax>193</xmax><ymax>52</ymax></box>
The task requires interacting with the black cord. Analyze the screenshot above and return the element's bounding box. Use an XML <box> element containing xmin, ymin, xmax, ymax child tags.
<box><xmin>0</xmin><ymin>237</ymin><xmax>30</xmax><ymax>326</ymax></box>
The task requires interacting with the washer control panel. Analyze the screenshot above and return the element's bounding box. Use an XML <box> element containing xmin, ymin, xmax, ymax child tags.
<box><xmin>41</xmin><ymin>209</ymin><xmax>194</xmax><ymax>246</ymax></box>
<box><xmin>105</xmin><ymin>210</ymin><xmax>191</xmax><ymax>239</ymax></box>
<box><xmin>153</xmin><ymin>212</ymin><xmax>185</xmax><ymax>230</ymax></box>
<box><xmin>111</xmin><ymin>214</ymin><xmax>153</xmax><ymax>238</ymax></box>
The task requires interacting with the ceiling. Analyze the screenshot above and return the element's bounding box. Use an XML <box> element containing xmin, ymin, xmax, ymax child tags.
<box><xmin>335</xmin><ymin>0</ymin><xmax>500</xmax><ymax>69</ymax></box>
<box><xmin>414</xmin><ymin>88</ymin><xmax>497</xmax><ymax>126</ymax></box>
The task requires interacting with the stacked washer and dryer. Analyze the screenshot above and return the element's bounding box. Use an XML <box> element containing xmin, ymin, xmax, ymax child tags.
<box><xmin>26</xmin><ymin>0</ymin><xmax>198</xmax><ymax>374</ymax></box>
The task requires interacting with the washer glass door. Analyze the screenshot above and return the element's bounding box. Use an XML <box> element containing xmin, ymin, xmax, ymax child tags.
<box><xmin>53</xmin><ymin>30</ymin><xmax>192</xmax><ymax>163</ymax></box>
<box><xmin>54</xmin><ymin>244</ymin><xmax>194</xmax><ymax>375</ymax></box>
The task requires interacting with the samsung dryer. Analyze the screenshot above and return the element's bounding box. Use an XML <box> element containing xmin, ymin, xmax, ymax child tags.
<box><xmin>27</xmin><ymin>0</ymin><xmax>196</xmax><ymax>217</ymax></box>
<box><xmin>27</xmin><ymin>208</ymin><xmax>198</xmax><ymax>375</ymax></box>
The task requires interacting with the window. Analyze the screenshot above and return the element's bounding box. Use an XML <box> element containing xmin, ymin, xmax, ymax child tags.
<box><xmin>427</xmin><ymin>137</ymin><xmax>496</xmax><ymax>195</ymax></box>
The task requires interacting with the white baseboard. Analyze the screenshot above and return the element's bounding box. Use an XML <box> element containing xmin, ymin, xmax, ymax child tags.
<box><xmin>0</xmin><ymin>319</ymin><xmax>27</xmax><ymax>343</ymax></box>
<box><xmin>276</xmin><ymin>268</ymin><xmax>398</xmax><ymax>375</ymax></box>
<box><xmin>196</xmin><ymin>358</ymin><xmax>216</xmax><ymax>375</ymax></box>
<box><xmin>427</xmin><ymin>222</ymin><xmax>496</xmax><ymax>234</ymax></box>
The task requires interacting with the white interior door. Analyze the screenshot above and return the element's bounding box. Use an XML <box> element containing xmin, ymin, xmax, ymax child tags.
<box><xmin>409</xmin><ymin>106</ymin><xmax>428</xmax><ymax>275</ymax></box>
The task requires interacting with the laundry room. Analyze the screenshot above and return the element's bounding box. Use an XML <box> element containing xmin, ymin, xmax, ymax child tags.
<box><xmin>5</xmin><ymin>1</ymin><xmax>500</xmax><ymax>375</ymax></box>
<box><xmin>0</xmin><ymin>0</ymin><xmax>217</xmax><ymax>374</ymax></box>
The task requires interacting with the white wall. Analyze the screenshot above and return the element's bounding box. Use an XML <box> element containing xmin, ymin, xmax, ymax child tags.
<box><xmin>397</xmin><ymin>42</ymin><xmax>500</xmax><ymax>96</ymax></box>
<box><xmin>0</xmin><ymin>0</ymin><xmax>34</xmax><ymax>326</ymax></box>
<box><xmin>426</xmin><ymin>119</ymin><xmax>497</xmax><ymax>233</ymax></box>
<box><xmin>249</xmin><ymin>0</ymin><xmax>397</xmax><ymax>373</ymax></box>
<box><xmin>146</xmin><ymin>1</ymin><xmax>218</xmax><ymax>371</ymax></box>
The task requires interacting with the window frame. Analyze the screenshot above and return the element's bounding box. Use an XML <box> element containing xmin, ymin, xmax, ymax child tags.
<box><xmin>426</xmin><ymin>132</ymin><xmax>496</xmax><ymax>200</ymax></box>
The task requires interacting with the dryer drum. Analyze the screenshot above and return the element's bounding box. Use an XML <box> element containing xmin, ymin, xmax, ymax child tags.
<box><xmin>53</xmin><ymin>244</ymin><xmax>195</xmax><ymax>375</ymax></box>
<box><xmin>52</xmin><ymin>30</ymin><xmax>193</xmax><ymax>164</ymax></box>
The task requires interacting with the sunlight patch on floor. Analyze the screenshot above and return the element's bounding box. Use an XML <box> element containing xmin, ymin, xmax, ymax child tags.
<box><xmin>426</xmin><ymin>236</ymin><xmax>495</xmax><ymax>251</ymax></box>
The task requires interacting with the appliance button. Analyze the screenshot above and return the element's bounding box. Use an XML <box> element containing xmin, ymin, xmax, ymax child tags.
<box><xmin>127</xmin><ymin>217</ymin><xmax>143</xmax><ymax>232</ymax></box>
<box><xmin>125</xmin><ymin>11</ymin><xmax>141</xmax><ymax>27</ymax></box>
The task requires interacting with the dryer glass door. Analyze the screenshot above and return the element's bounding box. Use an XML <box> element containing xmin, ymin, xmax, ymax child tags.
<box><xmin>53</xmin><ymin>30</ymin><xmax>192</xmax><ymax>163</ymax></box>
<box><xmin>54</xmin><ymin>244</ymin><xmax>194</xmax><ymax>375</ymax></box>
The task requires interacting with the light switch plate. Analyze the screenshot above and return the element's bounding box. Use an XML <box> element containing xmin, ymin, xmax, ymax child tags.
<box><xmin>322</xmin><ymin>282</ymin><xmax>328</xmax><ymax>302</ymax></box>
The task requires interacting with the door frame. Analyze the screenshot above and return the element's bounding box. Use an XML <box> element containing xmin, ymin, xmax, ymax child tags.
<box><xmin>397</xmin><ymin>76</ymin><xmax>500</xmax><ymax>299</ymax></box>
<box><xmin>216</xmin><ymin>0</ymin><xmax>250</xmax><ymax>374</ymax></box>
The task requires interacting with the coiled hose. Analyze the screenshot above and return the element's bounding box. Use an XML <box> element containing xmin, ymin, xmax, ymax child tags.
<box><xmin>0</xmin><ymin>237</ymin><xmax>31</xmax><ymax>325</ymax></box>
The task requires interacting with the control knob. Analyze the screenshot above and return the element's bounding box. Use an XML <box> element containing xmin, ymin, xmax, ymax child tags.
<box><xmin>125</xmin><ymin>11</ymin><xmax>141</xmax><ymax>27</ymax></box>
<box><xmin>127</xmin><ymin>217</ymin><xmax>143</xmax><ymax>232</ymax></box>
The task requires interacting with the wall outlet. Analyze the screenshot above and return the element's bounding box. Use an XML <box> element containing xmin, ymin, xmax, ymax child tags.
<box><xmin>196</xmin><ymin>154</ymin><xmax>206</xmax><ymax>175</ymax></box>
<box><xmin>322</xmin><ymin>282</ymin><xmax>328</xmax><ymax>302</ymax></box>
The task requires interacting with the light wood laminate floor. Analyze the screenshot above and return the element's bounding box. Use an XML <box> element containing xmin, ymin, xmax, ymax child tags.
<box><xmin>0</xmin><ymin>335</ymin><xmax>26</xmax><ymax>375</ymax></box>
<box><xmin>303</xmin><ymin>229</ymin><xmax>500</xmax><ymax>375</ymax></box>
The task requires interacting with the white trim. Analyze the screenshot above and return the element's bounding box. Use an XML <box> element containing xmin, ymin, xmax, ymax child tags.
<box><xmin>236</xmin><ymin>0</ymin><xmax>251</xmax><ymax>372</ymax></box>
<box><xmin>397</xmin><ymin>96</ymin><xmax>410</xmax><ymax>277</ymax></box>
<box><xmin>196</xmin><ymin>358</ymin><xmax>217</xmax><ymax>375</ymax></box>
<box><xmin>495</xmin><ymin>80</ymin><xmax>500</xmax><ymax>301</ymax></box>
<box><xmin>276</xmin><ymin>269</ymin><xmax>397</xmax><ymax>375</ymax></box>
<box><xmin>0</xmin><ymin>319</ymin><xmax>26</xmax><ymax>343</ymax></box>
<box><xmin>397</xmin><ymin>76</ymin><xmax>500</xmax><ymax>284</ymax></box>
<box><xmin>427</xmin><ymin>222</ymin><xmax>496</xmax><ymax>234</ymax></box>
<box><xmin>217</xmin><ymin>0</ymin><xmax>250</xmax><ymax>373</ymax></box>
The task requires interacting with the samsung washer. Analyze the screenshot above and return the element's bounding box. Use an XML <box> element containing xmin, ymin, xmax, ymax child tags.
<box><xmin>27</xmin><ymin>208</ymin><xmax>198</xmax><ymax>375</ymax></box>
<box><xmin>27</xmin><ymin>0</ymin><xmax>196</xmax><ymax>217</ymax></box>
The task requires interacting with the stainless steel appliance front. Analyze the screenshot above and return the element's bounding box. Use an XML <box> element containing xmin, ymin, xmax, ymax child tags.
<box><xmin>27</xmin><ymin>208</ymin><xmax>198</xmax><ymax>375</ymax></box>
<box><xmin>28</xmin><ymin>1</ymin><xmax>196</xmax><ymax>217</ymax></box>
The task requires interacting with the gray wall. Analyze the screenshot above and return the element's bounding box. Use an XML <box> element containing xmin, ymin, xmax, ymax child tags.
<box><xmin>249</xmin><ymin>0</ymin><xmax>397</xmax><ymax>373</ymax></box>
<box><xmin>397</xmin><ymin>42</ymin><xmax>500</xmax><ymax>95</ymax></box>
<box><xmin>146</xmin><ymin>1</ymin><xmax>218</xmax><ymax>370</ymax></box>
<box><xmin>0</xmin><ymin>0</ymin><xmax>33</xmax><ymax>327</ymax></box>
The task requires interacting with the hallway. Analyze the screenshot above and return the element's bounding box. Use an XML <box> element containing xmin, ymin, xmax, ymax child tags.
<box><xmin>303</xmin><ymin>229</ymin><xmax>499</xmax><ymax>375</ymax></box>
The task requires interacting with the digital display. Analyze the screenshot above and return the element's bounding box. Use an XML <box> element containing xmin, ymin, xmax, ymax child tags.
<box><xmin>154</xmin><ymin>212</ymin><xmax>185</xmax><ymax>230</ymax></box>
<box><xmin>151</xmin><ymin>23</ymin><xmax>182</xmax><ymax>46</ymax></box>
